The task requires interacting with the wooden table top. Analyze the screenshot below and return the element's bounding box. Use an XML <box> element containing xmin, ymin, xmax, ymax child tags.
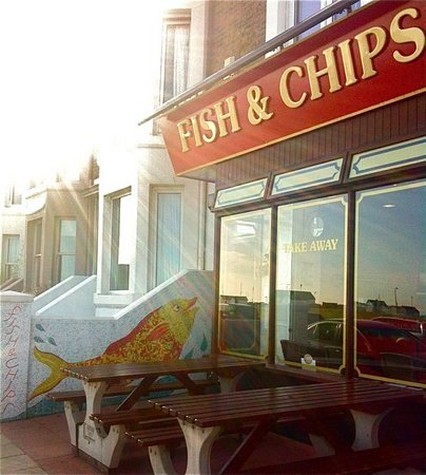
<box><xmin>62</xmin><ymin>354</ymin><xmax>265</xmax><ymax>383</ymax></box>
<box><xmin>149</xmin><ymin>379</ymin><xmax>424</xmax><ymax>427</ymax></box>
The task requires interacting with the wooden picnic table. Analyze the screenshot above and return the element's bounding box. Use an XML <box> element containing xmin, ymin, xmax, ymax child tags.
<box><xmin>60</xmin><ymin>355</ymin><xmax>265</xmax><ymax>469</ymax></box>
<box><xmin>149</xmin><ymin>379</ymin><xmax>424</xmax><ymax>475</ymax></box>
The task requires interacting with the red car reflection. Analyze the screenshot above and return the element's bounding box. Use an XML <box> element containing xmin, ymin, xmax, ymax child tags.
<box><xmin>305</xmin><ymin>319</ymin><xmax>426</xmax><ymax>381</ymax></box>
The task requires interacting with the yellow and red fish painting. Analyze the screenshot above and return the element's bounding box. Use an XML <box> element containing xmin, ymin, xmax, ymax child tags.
<box><xmin>29</xmin><ymin>297</ymin><xmax>199</xmax><ymax>401</ymax></box>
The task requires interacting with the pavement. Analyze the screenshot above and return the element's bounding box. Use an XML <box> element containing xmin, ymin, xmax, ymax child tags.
<box><xmin>1</xmin><ymin>412</ymin><xmax>425</xmax><ymax>475</ymax></box>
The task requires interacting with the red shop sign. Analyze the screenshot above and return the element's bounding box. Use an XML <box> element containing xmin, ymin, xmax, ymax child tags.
<box><xmin>158</xmin><ymin>0</ymin><xmax>426</xmax><ymax>176</ymax></box>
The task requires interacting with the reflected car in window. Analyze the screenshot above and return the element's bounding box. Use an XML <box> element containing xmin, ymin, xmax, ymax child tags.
<box><xmin>305</xmin><ymin>319</ymin><xmax>426</xmax><ymax>381</ymax></box>
<box><xmin>372</xmin><ymin>316</ymin><xmax>425</xmax><ymax>340</ymax></box>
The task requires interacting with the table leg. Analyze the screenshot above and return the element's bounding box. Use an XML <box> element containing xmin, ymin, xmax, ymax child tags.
<box><xmin>218</xmin><ymin>374</ymin><xmax>242</xmax><ymax>393</ymax></box>
<box><xmin>77</xmin><ymin>381</ymin><xmax>126</xmax><ymax>469</ymax></box>
<box><xmin>219</xmin><ymin>419</ymin><xmax>274</xmax><ymax>475</ymax></box>
<box><xmin>179</xmin><ymin>420</ymin><xmax>222</xmax><ymax>475</ymax></box>
<box><xmin>63</xmin><ymin>400</ymin><xmax>85</xmax><ymax>450</ymax></box>
<box><xmin>350</xmin><ymin>408</ymin><xmax>393</xmax><ymax>451</ymax></box>
<box><xmin>308</xmin><ymin>433</ymin><xmax>335</xmax><ymax>456</ymax></box>
<box><xmin>149</xmin><ymin>445</ymin><xmax>178</xmax><ymax>475</ymax></box>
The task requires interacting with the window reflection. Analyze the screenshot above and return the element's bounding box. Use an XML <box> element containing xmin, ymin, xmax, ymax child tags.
<box><xmin>276</xmin><ymin>196</ymin><xmax>347</xmax><ymax>372</ymax></box>
<box><xmin>355</xmin><ymin>180</ymin><xmax>426</xmax><ymax>384</ymax></box>
<box><xmin>218</xmin><ymin>210</ymin><xmax>271</xmax><ymax>357</ymax></box>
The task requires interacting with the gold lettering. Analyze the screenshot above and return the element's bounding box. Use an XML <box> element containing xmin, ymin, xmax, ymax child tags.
<box><xmin>247</xmin><ymin>86</ymin><xmax>274</xmax><ymax>124</ymax></box>
<box><xmin>391</xmin><ymin>8</ymin><xmax>425</xmax><ymax>63</ymax></box>
<box><xmin>355</xmin><ymin>26</ymin><xmax>387</xmax><ymax>79</ymax></box>
<box><xmin>325</xmin><ymin>240</ymin><xmax>333</xmax><ymax>251</ymax></box>
<box><xmin>279</xmin><ymin>66</ymin><xmax>307</xmax><ymax>108</ymax></box>
<box><xmin>318</xmin><ymin>240</ymin><xmax>326</xmax><ymax>251</ymax></box>
<box><xmin>199</xmin><ymin>109</ymin><xmax>217</xmax><ymax>143</ymax></box>
<box><xmin>177</xmin><ymin>119</ymin><xmax>192</xmax><ymax>153</ymax></box>
<box><xmin>285</xmin><ymin>239</ymin><xmax>339</xmax><ymax>253</ymax></box>
<box><xmin>214</xmin><ymin>96</ymin><xmax>241</xmax><ymax>138</ymax></box>
<box><xmin>190</xmin><ymin>116</ymin><xmax>203</xmax><ymax>147</ymax></box>
<box><xmin>337</xmin><ymin>39</ymin><xmax>358</xmax><ymax>86</ymax></box>
<box><xmin>304</xmin><ymin>46</ymin><xmax>342</xmax><ymax>100</ymax></box>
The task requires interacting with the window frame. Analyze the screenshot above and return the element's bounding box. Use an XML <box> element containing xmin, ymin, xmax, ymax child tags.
<box><xmin>148</xmin><ymin>186</ymin><xmax>183</xmax><ymax>290</ymax></box>
<box><xmin>55</xmin><ymin>217</ymin><xmax>77</xmax><ymax>283</ymax></box>
<box><xmin>214</xmin><ymin>136</ymin><xmax>426</xmax><ymax>388</ymax></box>
<box><xmin>158</xmin><ymin>9</ymin><xmax>191</xmax><ymax>106</ymax></box>
<box><xmin>109</xmin><ymin>189</ymin><xmax>132</xmax><ymax>292</ymax></box>
<box><xmin>1</xmin><ymin>234</ymin><xmax>20</xmax><ymax>282</ymax></box>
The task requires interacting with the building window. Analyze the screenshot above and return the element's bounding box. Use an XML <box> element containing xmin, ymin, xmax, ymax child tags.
<box><xmin>295</xmin><ymin>0</ymin><xmax>328</xmax><ymax>38</ymax></box>
<box><xmin>3</xmin><ymin>185</ymin><xmax>22</xmax><ymax>206</ymax></box>
<box><xmin>153</xmin><ymin>191</ymin><xmax>182</xmax><ymax>287</ymax></box>
<box><xmin>110</xmin><ymin>193</ymin><xmax>132</xmax><ymax>291</ymax></box>
<box><xmin>56</xmin><ymin>218</ymin><xmax>77</xmax><ymax>282</ymax></box>
<box><xmin>160</xmin><ymin>9</ymin><xmax>190</xmax><ymax>104</ymax></box>
<box><xmin>1</xmin><ymin>235</ymin><xmax>20</xmax><ymax>282</ymax></box>
<box><xmin>276</xmin><ymin>195</ymin><xmax>347</xmax><ymax>371</ymax></box>
<box><xmin>296</xmin><ymin>0</ymin><xmax>363</xmax><ymax>27</ymax></box>
<box><xmin>218</xmin><ymin>209</ymin><xmax>271</xmax><ymax>357</ymax></box>
<box><xmin>354</xmin><ymin>180</ymin><xmax>425</xmax><ymax>384</ymax></box>
<box><xmin>266</xmin><ymin>0</ymin><xmax>364</xmax><ymax>44</ymax></box>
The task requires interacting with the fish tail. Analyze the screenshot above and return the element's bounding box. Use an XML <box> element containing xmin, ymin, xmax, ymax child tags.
<box><xmin>28</xmin><ymin>347</ymin><xmax>69</xmax><ymax>401</ymax></box>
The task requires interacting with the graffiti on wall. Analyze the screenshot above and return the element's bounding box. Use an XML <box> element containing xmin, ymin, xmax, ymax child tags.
<box><xmin>1</xmin><ymin>299</ymin><xmax>32</xmax><ymax>419</ymax></box>
<box><xmin>29</xmin><ymin>297</ymin><xmax>206</xmax><ymax>400</ymax></box>
<box><xmin>1</xmin><ymin>304</ymin><xmax>22</xmax><ymax>415</ymax></box>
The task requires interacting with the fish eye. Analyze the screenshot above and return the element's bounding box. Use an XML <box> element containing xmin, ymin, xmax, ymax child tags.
<box><xmin>173</xmin><ymin>304</ymin><xmax>181</xmax><ymax>312</ymax></box>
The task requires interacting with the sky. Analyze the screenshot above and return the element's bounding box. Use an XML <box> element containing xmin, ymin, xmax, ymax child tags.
<box><xmin>0</xmin><ymin>0</ymin><xmax>177</xmax><ymax>187</ymax></box>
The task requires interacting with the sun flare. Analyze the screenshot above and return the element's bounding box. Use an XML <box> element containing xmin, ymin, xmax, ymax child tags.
<box><xmin>0</xmin><ymin>0</ymin><xmax>172</xmax><ymax>189</ymax></box>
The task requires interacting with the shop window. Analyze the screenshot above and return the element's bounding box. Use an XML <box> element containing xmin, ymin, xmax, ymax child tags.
<box><xmin>354</xmin><ymin>180</ymin><xmax>426</xmax><ymax>385</ymax></box>
<box><xmin>55</xmin><ymin>219</ymin><xmax>76</xmax><ymax>283</ymax></box>
<box><xmin>110</xmin><ymin>193</ymin><xmax>132</xmax><ymax>291</ymax></box>
<box><xmin>218</xmin><ymin>209</ymin><xmax>271</xmax><ymax>357</ymax></box>
<box><xmin>160</xmin><ymin>9</ymin><xmax>190</xmax><ymax>104</ymax></box>
<box><xmin>1</xmin><ymin>235</ymin><xmax>20</xmax><ymax>282</ymax></box>
<box><xmin>276</xmin><ymin>195</ymin><xmax>347</xmax><ymax>372</ymax></box>
<box><xmin>153</xmin><ymin>191</ymin><xmax>182</xmax><ymax>287</ymax></box>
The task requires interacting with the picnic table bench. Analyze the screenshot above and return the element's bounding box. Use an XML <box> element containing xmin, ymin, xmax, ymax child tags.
<box><xmin>148</xmin><ymin>379</ymin><xmax>424</xmax><ymax>475</ymax></box>
<box><xmin>59</xmin><ymin>355</ymin><xmax>264</xmax><ymax>470</ymax></box>
<box><xmin>47</xmin><ymin>377</ymin><xmax>218</xmax><ymax>450</ymax></box>
<box><xmin>126</xmin><ymin>412</ymin><xmax>305</xmax><ymax>475</ymax></box>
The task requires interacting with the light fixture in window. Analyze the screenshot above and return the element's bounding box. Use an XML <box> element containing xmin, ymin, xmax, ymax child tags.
<box><xmin>382</xmin><ymin>204</ymin><xmax>396</xmax><ymax>208</ymax></box>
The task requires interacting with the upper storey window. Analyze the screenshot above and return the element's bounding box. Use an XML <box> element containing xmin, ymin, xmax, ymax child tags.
<box><xmin>266</xmin><ymin>0</ymin><xmax>364</xmax><ymax>43</ymax></box>
<box><xmin>3</xmin><ymin>185</ymin><xmax>22</xmax><ymax>206</ymax></box>
<box><xmin>160</xmin><ymin>9</ymin><xmax>191</xmax><ymax>104</ymax></box>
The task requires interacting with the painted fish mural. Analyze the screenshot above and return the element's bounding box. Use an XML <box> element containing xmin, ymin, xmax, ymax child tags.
<box><xmin>29</xmin><ymin>297</ymin><xmax>198</xmax><ymax>401</ymax></box>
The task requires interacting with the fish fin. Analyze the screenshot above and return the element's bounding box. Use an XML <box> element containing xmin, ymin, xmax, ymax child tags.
<box><xmin>147</xmin><ymin>323</ymin><xmax>170</xmax><ymax>341</ymax></box>
<box><xmin>28</xmin><ymin>347</ymin><xmax>68</xmax><ymax>401</ymax></box>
